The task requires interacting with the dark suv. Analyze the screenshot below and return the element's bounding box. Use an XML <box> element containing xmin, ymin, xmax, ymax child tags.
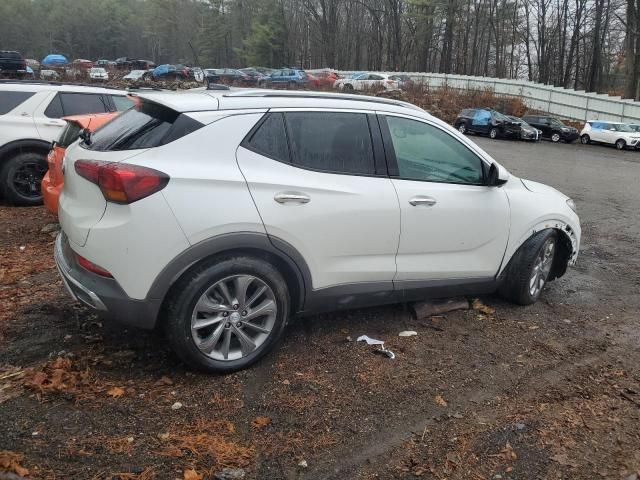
<box><xmin>454</xmin><ymin>108</ymin><xmax>521</xmax><ymax>139</ymax></box>
<box><xmin>521</xmin><ymin>115</ymin><xmax>579</xmax><ymax>143</ymax></box>
<box><xmin>0</xmin><ymin>51</ymin><xmax>27</xmax><ymax>77</ymax></box>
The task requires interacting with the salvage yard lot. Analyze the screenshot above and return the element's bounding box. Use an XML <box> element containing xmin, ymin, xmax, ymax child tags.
<box><xmin>1</xmin><ymin>138</ymin><xmax>640</xmax><ymax>479</ymax></box>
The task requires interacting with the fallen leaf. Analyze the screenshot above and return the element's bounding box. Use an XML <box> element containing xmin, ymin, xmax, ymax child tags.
<box><xmin>472</xmin><ymin>298</ymin><xmax>495</xmax><ymax>315</ymax></box>
<box><xmin>252</xmin><ymin>416</ymin><xmax>271</xmax><ymax>429</ymax></box>
<box><xmin>500</xmin><ymin>442</ymin><xmax>518</xmax><ymax>461</ymax></box>
<box><xmin>434</xmin><ymin>395</ymin><xmax>448</xmax><ymax>407</ymax></box>
<box><xmin>107</xmin><ymin>386</ymin><xmax>125</xmax><ymax>398</ymax></box>
<box><xmin>0</xmin><ymin>450</ymin><xmax>30</xmax><ymax>477</ymax></box>
<box><xmin>184</xmin><ymin>468</ymin><xmax>203</xmax><ymax>480</ymax></box>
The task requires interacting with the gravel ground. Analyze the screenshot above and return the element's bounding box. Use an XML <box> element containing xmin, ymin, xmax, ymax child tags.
<box><xmin>1</xmin><ymin>137</ymin><xmax>639</xmax><ymax>480</ymax></box>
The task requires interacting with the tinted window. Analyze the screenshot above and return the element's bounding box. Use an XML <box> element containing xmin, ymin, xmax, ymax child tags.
<box><xmin>84</xmin><ymin>100</ymin><xmax>203</xmax><ymax>151</ymax></box>
<box><xmin>60</xmin><ymin>93</ymin><xmax>109</xmax><ymax>116</ymax></box>
<box><xmin>111</xmin><ymin>95</ymin><xmax>135</xmax><ymax>111</ymax></box>
<box><xmin>0</xmin><ymin>91</ymin><xmax>35</xmax><ymax>115</ymax></box>
<box><xmin>284</xmin><ymin>112</ymin><xmax>374</xmax><ymax>175</ymax></box>
<box><xmin>246</xmin><ymin>113</ymin><xmax>289</xmax><ymax>162</ymax></box>
<box><xmin>57</xmin><ymin>121</ymin><xmax>82</xmax><ymax>148</ymax></box>
<box><xmin>386</xmin><ymin>116</ymin><xmax>483</xmax><ymax>184</ymax></box>
<box><xmin>44</xmin><ymin>94</ymin><xmax>64</xmax><ymax>118</ymax></box>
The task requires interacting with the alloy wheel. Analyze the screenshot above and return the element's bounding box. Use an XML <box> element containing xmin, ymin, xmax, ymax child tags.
<box><xmin>458</xmin><ymin>124</ymin><xmax>466</xmax><ymax>134</ymax></box>
<box><xmin>12</xmin><ymin>160</ymin><xmax>47</xmax><ymax>199</ymax></box>
<box><xmin>551</xmin><ymin>133</ymin><xmax>561</xmax><ymax>142</ymax></box>
<box><xmin>191</xmin><ymin>275</ymin><xmax>277</xmax><ymax>361</ymax></box>
<box><xmin>490</xmin><ymin>128</ymin><xmax>498</xmax><ymax>139</ymax></box>
<box><xmin>529</xmin><ymin>239</ymin><xmax>555</xmax><ymax>298</ymax></box>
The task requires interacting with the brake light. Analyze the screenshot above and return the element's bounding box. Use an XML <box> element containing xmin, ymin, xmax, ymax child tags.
<box><xmin>74</xmin><ymin>160</ymin><xmax>169</xmax><ymax>204</ymax></box>
<box><xmin>77</xmin><ymin>254</ymin><xmax>113</xmax><ymax>278</ymax></box>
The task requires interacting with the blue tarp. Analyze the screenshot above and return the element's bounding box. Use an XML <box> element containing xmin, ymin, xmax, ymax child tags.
<box><xmin>152</xmin><ymin>64</ymin><xmax>175</xmax><ymax>77</ymax></box>
<box><xmin>42</xmin><ymin>54</ymin><xmax>68</xmax><ymax>66</ymax></box>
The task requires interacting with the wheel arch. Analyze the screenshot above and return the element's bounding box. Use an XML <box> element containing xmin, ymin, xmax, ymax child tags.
<box><xmin>499</xmin><ymin>220</ymin><xmax>578</xmax><ymax>280</ymax></box>
<box><xmin>149</xmin><ymin>232</ymin><xmax>310</xmax><ymax>320</ymax></box>
<box><xmin>0</xmin><ymin>139</ymin><xmax>51</xmax><ymax>164</ymax></box>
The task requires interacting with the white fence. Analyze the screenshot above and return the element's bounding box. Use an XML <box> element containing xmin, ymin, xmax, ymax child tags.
<box><xmin>318</xmin><ymin>70</ymin><xmax>640</xmax><ymax>124</ymax></box>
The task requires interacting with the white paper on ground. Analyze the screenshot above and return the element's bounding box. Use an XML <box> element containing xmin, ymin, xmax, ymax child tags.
<box><xmin>356</xmin><ymin>335</ymin><xmax>385</xmax><ymax>345</ymax></box>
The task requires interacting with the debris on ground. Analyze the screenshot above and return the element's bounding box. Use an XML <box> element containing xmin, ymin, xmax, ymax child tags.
<box><xmin>374</xmin><ymin>346</ymin><xmax>396</xmax><ymax>360</ymax></box>
<box><xmin>357</xmin><ymin>335</ymin><xmax>395</xmax><ymax>359</ymax></box>
<box><xmin>434</xmin><ymin>395</ymin><xmax>448</xmax><ymax>407</ymax></box>
<box><xmin>251</xmin><ymin>416</ymin><xmax>271</xmax><ymax>430</ymax></box>
<box><xmin>398</xmin><ymin>330</ymin><xmax>417</xmax><ymax>337</ymax></box>
<box><xmin>0</xmin><ymin>451</ymin><xmax>29</xmax><ymax>477</ymax></box>
<box><xmin>214</xmin><ymin>468</ymin><xmax>246</xmax><ymax>480</ymax></box>
<box><xmin>411</xmin><ymin>298</ymin><xmax>469</xmax><ymax>319</ymax></box>
<box><xmin>171</xmin><ymin>401</ymin><xmax>183</xmax><ymax>410</ymax></box>
<box><xmin>298</xmin><ymin>459</ymin><xmax>308</xmax><ymax>468</ymax></box>
<box><xmin>471</xmin><ymin>298</ymin><xmax>496</xmax><ymax>316</ymax></box>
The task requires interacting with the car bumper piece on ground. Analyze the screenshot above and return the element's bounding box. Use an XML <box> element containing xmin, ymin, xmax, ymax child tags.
<box><xmin>54</xmin><ymin>233</ymin><xmax>160</xmax><ymax>330</ymax></box>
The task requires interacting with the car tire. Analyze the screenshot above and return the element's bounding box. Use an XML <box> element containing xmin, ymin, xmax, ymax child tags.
<box><xmin>615</xmin><ymin>139</ymin><xmax>626</xmax><ymax>150</ymax></box>
<box><xmin>344</xmin><ymin>84</ymin><xmax>354</xmax><ymax>91</ymax></box>
<box><xmin>499</xmin><ymin>229</ymin><xmax>558</xmax><ymax>306</ymax></box>
<box><xmin>551</xmin><ymin>132</ymin><xmax>561</xmax><ymax>142</ymax></box>
<box><xmin>581</xmin><ymin>134</ymin><xmax>591</xmax><ymax>144</ymax></box>
<box><xmin>288</xmin><ymin>81</ymin><xmax>298</xmax><ymax>90</ymax></box>
<box><xmin>164</xmin><ymin>255</ymin><xmax>290</xmax><ymax>373</ymax></box>
<box><xmin>489</xmin><ymin>127</ymin><xmax>498</xmax><ymax>139</ymax></box>
<box><xmin>0</xmin><ymin>152</ymin><xmax>47</xmax><ymax>206</ymax></box>
<box><xmin>457</xmin><ymin>123</ymin><xmax>467</xmax><ymax>134</ymax></box>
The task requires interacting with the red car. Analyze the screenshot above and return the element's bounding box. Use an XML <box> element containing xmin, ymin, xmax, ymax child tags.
<box><xmin>314</xmin><ymin>71</ymin><xmax>339</xmax><ymax>88</ymax></box>
<box><xmin>41</xmin><ymin>112</ymin><xmax>118</xmax><ymax>215</ymax></box>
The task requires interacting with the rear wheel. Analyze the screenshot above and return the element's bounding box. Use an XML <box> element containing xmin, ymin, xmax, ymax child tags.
<box><xmin>457</xmin><ymin>123</ymin><xmax>467</xmax><ymax>134</ymax></box>
<box><xmin>581</xmin><ymin>134</ymin><xmax>591</xmax><ymax>144</ymax></box>
<box><xmin>343</xmin><ymin>83</ymin><xmax>354</xmax><ymax>91</ymax></box>
<box><xmin>551</xmin><ymin>132</ymin><xmax>561</xmax><ymax>142</ymax></box>
<box><xmin>615</xmin><ymin>139</ymin><xmax>626</xmax><ymax>150</ymax></box>
<box><xmin>489</xmin><ymin>127</ymin><xmax>498</xmax><ymax>139</ymax></box>
<box><xmin>0</xmin><ymin>152</ymin><xmax>47</xmax><ymax>206</ymax></box>
<box><xmin>499</xmin><ymin>230</ymin><xmax>558</xmax><ymax>306</ymax></box>
<box><xmin>164</xmin><ymin>255</ymin><xmax>290</xmax><ymax>373</ymax></box>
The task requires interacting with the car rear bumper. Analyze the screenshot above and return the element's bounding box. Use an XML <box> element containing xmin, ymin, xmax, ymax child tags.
<box><xmin>41</xmin><ymin>172</ymin><xmax>60</xmax><ymax>215</ymax></box>
<box><xmin>54</xmin><ymin>233</ymin><xmax>161</xmax><ymax>330</ymax></box>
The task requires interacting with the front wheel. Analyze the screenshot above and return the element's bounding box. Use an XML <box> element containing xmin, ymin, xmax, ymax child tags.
<box><xmin>499</xmin><ymin>230</ymin><xmax>557</xmax><ymax>305</ymax></box>
<box><xmin>581</xmin><ymin>134</ymin><xmax>591</xmax><ymax>144</ymax></box>
<box><xmin>0</xmin><ymin>152</ymin><xmax>48</xmax><ymax>206</ymax></box>
<box><xmin>489</xmin><ymin>127</ymin><xmax>498</xmax><ymax>139</ymax></box>
<box><xmin>457</xmin><ymin>123</ymin><xmax>467</xmax><ymax>134</ymax></box>
<box><xmin>164</xmin><ymin>256</ymin><xmax>290</xmax><ymax>373</ymax></box>
<box><xmin>551</xmin><ymin>132</ymin><xmax>561</xmax><ymax>142</ymax></box>
<box><xmin>615</xmin><ymin>139</ymin><xmax>626</xmax><ymax>150</ymax></box>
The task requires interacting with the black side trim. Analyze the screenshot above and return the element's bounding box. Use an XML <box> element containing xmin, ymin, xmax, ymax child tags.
<box><xmin>146</xmin><ymin>232</ymin><xmax>310</xmax><ymax>312</ymax></box>
<box><xmin>395</xmin><ymin>277</ymin><xmax>498</xmax><ymax>302</ymax></box>
<box><xmin>0</xmin><ymin>138</ymin><xmax>52</xmax><ymax>160</ymax></box>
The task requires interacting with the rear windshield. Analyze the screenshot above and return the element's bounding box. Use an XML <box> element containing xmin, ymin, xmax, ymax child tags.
<box><xmin>0</xmin><ymin>91</ymin><xmax>35</xmax><ymax>115</ymax></box>
<box><xmin>57</xmin><ymin>121</ymin><xmax>83</xmax><ymax>148</ymax></box>
<box><xmin>82</xmin><ymin>100</ymin><xmax>203</xmax><ymax>151</ymax></box>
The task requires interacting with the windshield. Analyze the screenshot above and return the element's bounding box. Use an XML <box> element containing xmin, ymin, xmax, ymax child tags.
<box><xmin>612</xmin><ymin>123</ymin><xmax>634</xmax><ymax>132</ymax></box>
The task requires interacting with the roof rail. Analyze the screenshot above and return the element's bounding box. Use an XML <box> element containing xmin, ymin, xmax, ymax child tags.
<box><xmin>223</xmin><ymin>90</ymin><xmax>421</xmax><ymax>110</ymax></box>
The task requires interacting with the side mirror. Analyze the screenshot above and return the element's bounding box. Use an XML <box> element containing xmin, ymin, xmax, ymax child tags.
<box><xmin>79</xmin><ymin>128</ymin><xmax>92</xmax><ymax>145</ymax></box>
<box><xmin>487</xmin><ymin>163</ymin><xmax>508</xmax><ymax>187</ymax></box>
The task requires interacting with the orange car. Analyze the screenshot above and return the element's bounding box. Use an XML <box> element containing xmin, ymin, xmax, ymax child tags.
<box><xmin>42</xmin><ymin>112</ymin><xmax>118</xmax><ymax>215</ymax></box>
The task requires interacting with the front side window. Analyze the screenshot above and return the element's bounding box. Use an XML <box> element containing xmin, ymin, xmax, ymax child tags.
<box><xmin>0</xmin><ymin>91</ymin><xmax>35</xmax><ymax>115</ymax></box>
<box><xmin>284</xmin><ymin>112</ymin><xmax>375</xmax><ymax>175</ymax></box>
<box><xmin>385</xmin><ymin>116</ymin><xmax>484</xmax><ymax>185</ymax></box>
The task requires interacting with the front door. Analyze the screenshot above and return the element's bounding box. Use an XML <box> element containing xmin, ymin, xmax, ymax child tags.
<box><xmin>379</xmin><ymin>113</ymin><xmax>510</xmax><ymax>283</ymax></box>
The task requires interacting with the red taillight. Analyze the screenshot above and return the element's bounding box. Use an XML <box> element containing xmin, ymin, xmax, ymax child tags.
<box><xmin>77</xmin><ymin>254</ymin><xmax>113</xmax><ymax>278</ymax></box>
<box><xmin>74</xmin><ymin>160</ymin><xmax>169</xmax><ymax>204</ymax></box>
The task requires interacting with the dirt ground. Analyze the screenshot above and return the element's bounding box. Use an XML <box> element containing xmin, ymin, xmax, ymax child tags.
<box><xmin>1</xmin><ymin>138</ymin><xmax>639</xmax><ymax>480</ymax></box>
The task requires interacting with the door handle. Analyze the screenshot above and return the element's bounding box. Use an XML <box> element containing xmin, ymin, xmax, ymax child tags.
<box><xmin>274</xmin><ymin>192</ymin><xmax>310</xmax><ymax>204</ymax></box>
<box><xmin>46</xmin><ymin>120</ymin><xmax>64</xmax><ymax>126</ymax></box>
<box><xmin>409</xmin><ymin>196</ymin><xmax>437</xmax><ymax>207</ymax></box>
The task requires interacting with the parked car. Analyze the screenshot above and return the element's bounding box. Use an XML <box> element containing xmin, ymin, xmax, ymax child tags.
<box><xmin>240</xmin><ymin>68</ymin><xmax>268</xmax><ymax>85</ymax></box>
<box><xmin>454</xmin><ymin>108</ymin><xmax>522</xmax><ymax>139</ymax></box>
<box><xmin>334</xmin><ymin>72</ymin><xmax>400</xmax><ymax>91</ymax></box>
<box><xmin>40</xmin><ymin>70</ymin><xmax>61</xmax><ymax>80</ymax></box>
<box><xmin>521</xmin><ymin>115</ymin><xmax>579</xmax><ymax>143</ymax></box>
<box><xmin>389</xmin><ymin>74</ymin><xmax>414</xmax><ymax>89</ymax></box>
<box><xmin>42</xmin><ymin>112</ymin><xmax>118</xmax><ymax>215</ymax></box>
<box><xmin>71</xmin><ymin>59</ymin><xmax>94</xmax><ymax>70</ymax></box>
<box><xmin>506</xmin><ymin>115</ymin><xmax>541</xmax><ymax>141</ymax></box>
<box><xmin>89</xmin><ymin>67</ymin><xmax>109</xmax><ymax>81</ymax></box>
<box><xmin>115</xmin><ymin>57</ymin><xmax>131</xmax><ymax>69</ymax></box>
<box><xmin>260</xmin><ymin>68</ymin><xmax>309</xmax><ymax>88</ymax></box>
<box><xmin>123</xmin><ymin>70</ymin><xmax>149</xmax><ymax>82</ymax></box>
<box><xmin>41</xmin><ymin>54</ymin><xmax>69</xmax><ymax>67</ymax></box>
<box><xmin>25</xmin><ymin>59</ymin><xmax>40</xmax><ymax>71</ymax></box>
<box><xmin>131</xmin><ymin>59</ymin><xmax>156</xmax><ymax>70</ymax></box>
<box><xmin>211</xmin><ymin>68</ymin><xmax>252</xmax><ymax>85</ymax></box>
<box><xmin>312</xmin><ymin>71</ymin><xmax>338</xmax><ymax>88</ymax></box>
<box><xmin>95</xmin><ymin>59</ymin><xmax>111</xmax><ymax>68</ymax></box>
<box><xmin>0</xmin><ymin>81</ymin><xmax>133</xmax><ymax>205</ymax></box>
<box><xmin>579</xmin><ymin>120</ymin><xmax>640</xmax><ymax>150</ymax></box>
<box><xmin>152</xmin><ymin>64</ymin><xmax>189</xmax><ymax>80</ymax></box>
<box><xmin>55</xmin><ymin>89</ymin><xmax>580</xmax><ymax>373</ymax></box>
<box><xmin>0</xmin><ymin>51</ymin><xmax>27</xmax><ymax>77</ymax></box>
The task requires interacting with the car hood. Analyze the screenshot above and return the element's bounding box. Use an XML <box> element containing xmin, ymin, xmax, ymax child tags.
<box><xmin>520</xmin><ymin>178</ymin><xmax>568</xmax><ymax>199</ymax></box>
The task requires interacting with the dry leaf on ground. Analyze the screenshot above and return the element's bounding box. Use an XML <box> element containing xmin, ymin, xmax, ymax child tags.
<box><xmin>107</xmin><ymin>386</ymin><xmax>126</xmax><ymax>398</ymax></box>
<box><xmin>183</xmin><ymin>468</ymin><xmax>202</xmax><ymax>480</ymax></box>
<box><xmin>0</xmin><ymin>450</ymin><xmax>29</xmax><ymax>477</ymax></box>
<box><xmin>251</xmin><ymin>416</ymin><xmax>271</xmax><ymax>430</ymax></box>
<box><xmin>434</xmin><ymin>395</ymin><xmax>448</xmax><ymax>407</ymax></box>
<box><xmin>472</xmin><ymin>298</ymin><xmax>496</xmax><ymax>315</ymax></box>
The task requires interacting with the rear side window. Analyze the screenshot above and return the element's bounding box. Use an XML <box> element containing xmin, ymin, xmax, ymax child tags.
<box><xmin>84</xmin><ymin>100</ymin><xmax>203</xmax><ymax>151</ymax></box>
<box><xmin>45</xmin><ymin>92</ymin><xmax>109</xmax><ymax>118</ymax></box>
<box><xmin>284</xmin><ymin>112</ymin><xmax>375</xmax><ymax>175</ymax></box>
<box><xmin>111</xmin><ymin>95</ymin><xmax>135</xmax><ymax>111</ymax></box>
<box><xmin>245</xmin><ymin>113</ymin><xmax>289</xmax><ymax>162</ymax></box>
<box><xmin>57</xmin><ymin>121</ymin><xmax>82</xmax><ymax>148</ymax></box>
<box><xmin>0</xmin><ymin>91</ymin><xmax>35</xmax><ymax>115</ymax></box>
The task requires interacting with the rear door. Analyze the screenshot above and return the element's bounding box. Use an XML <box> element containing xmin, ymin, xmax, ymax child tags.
<box><xmin>35</xmin><ymin>92</ymin><xmax>111</xmax><ymax>140</ymax></box>
<box><xmin>236</xmin><ymin>110</ymin><xmax>400</xmax><ymax>290</ymax></box>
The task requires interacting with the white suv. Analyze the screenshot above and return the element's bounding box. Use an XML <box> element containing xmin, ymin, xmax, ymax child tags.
<box><xmin>580</xmin><ymin>120</ymin><xmax>640</xmax><ymax>150</ymax></box>
<box><xmin>334</xmin><ymin>73</ymin><xmax>400</xmax><ymax>91</ymax></box>
<box><xmin>0</xmin><ymin>81</ymin><xmax>132</xmax><ymax>205</ymax></box>
<box><xmin>55</xmin><ymin>89</ymin><xmax>581</xmax><ymax>372</ymax></box>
